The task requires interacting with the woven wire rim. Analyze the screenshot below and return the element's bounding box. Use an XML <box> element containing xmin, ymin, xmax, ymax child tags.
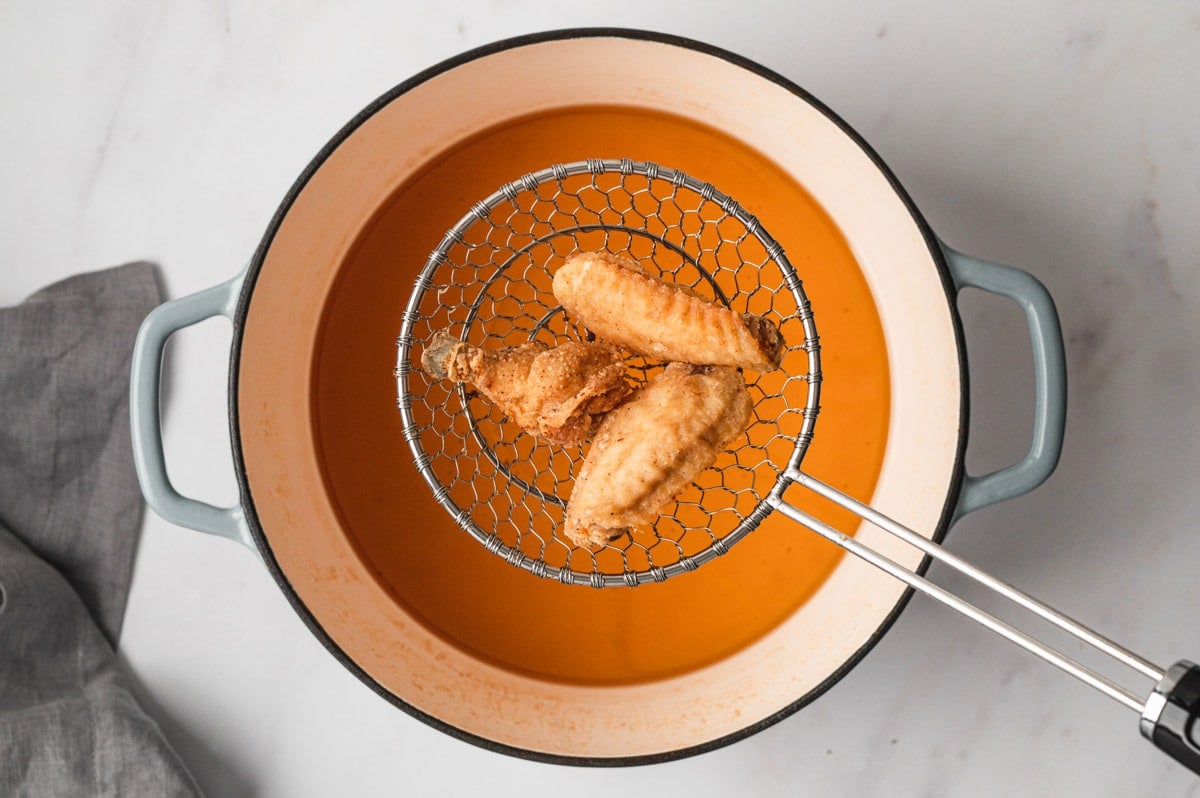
<box><xmin>396</xmin><ymin>158</ymin><xmax>821</xmax><ymax>587</ymax></box>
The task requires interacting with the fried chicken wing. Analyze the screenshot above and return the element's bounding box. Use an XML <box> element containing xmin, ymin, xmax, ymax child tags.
<box><xmin>564</xmin><ymin>363</ymin><xmax>752</xmax><ymax>547</ymax></box>
<box><xmin>552</xmin><ymin>252</ymin><xmax>785</xmax><ymax>371</ymax></box>
<box><xmin>421</xmin><ymin>331</ymin><xmax>631</xmax><ymax>446</ymax></box>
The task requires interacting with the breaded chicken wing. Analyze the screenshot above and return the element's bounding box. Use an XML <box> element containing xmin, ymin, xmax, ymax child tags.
<box><xmin>421</xmin><ymin>331</ymin><xmax>631</xmax><ymax>446</ymax></box>
<box><xmin>552</xmin><ymin>252</ymin><xmax>785</xmax><ymax>371</ymax></box>
<box><xmin>564</xmin><ymin>362</ymin><xmax>752</xmax><ymax>547</ymax></box>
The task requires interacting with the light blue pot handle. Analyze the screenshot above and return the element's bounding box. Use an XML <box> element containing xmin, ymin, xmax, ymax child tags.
<box><xmin>942</xmin><ymin>243</ymin><xmax>1067</xmax><ymax>521</ymax></box>
<box><xmin>129</xmin><ymin>269</ymin><xmax>257</xmax><ymax>553</ymax></box>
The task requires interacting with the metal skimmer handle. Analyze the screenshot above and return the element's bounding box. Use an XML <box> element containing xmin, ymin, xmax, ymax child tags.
<box><xmin>768</xmin><ymin>467</ymin><xmax>1200</xmax><ymax>776</ymax></box>
<box><xmin>1142</xmin><ymin>661</ymin><xmax>1200</xmax><ymax>775</ymax></box>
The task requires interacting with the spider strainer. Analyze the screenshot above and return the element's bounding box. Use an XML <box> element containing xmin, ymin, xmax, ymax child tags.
<box><xmin>394</xmin><ymin>158</ymin><xmax>1200</xmax><ymax>773</ymax></box>
<box><xmin>395</xmin><ymin>158</ymin><xmax>819</xmax><ymax>587</ymax></box>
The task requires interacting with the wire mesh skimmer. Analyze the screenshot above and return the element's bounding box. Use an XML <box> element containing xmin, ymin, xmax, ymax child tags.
<box><xmin>396</xmin><ymin>158</ymin><xmax>1200</xmax><ymax>775</ymax></box>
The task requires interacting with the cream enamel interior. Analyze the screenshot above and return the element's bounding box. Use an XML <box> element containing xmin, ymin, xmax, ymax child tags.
<box><xmin>237</xmin><ymin>35</ymin><xmax>962</xmax><ymax>757</ymax></box>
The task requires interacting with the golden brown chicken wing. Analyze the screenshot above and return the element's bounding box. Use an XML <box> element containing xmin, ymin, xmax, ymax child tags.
<box><xmin>564</xmin><ymin>362</ymin><xmax>752</xmax><ymax>547</ymax></box>
<box><xmin>552</xmin><ymin>252</ymin><xmax>785</xmax><ymax>371</ymax></box>
<box><xmin>421</xmin><ymin>331</ymin><xmax>631</xmax><ymax>446</ymax></box>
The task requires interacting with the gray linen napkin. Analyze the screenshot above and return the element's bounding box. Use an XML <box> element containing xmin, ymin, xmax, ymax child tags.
<box><xmin>0</xmin><ymin>263</ymin><xmax>200</xmax><ymax>796</ymax></box>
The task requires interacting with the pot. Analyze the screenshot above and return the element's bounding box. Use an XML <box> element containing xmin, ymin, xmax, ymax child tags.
<box><xmin>129</xmin><ymin>29</ymin><xmax>1065</xmax><ymax>764</ymax></box>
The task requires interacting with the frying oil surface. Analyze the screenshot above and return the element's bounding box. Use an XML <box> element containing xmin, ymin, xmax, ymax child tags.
<box><xmin>313</xmin><ymin>106</ymin><xmax>890</xmax><ymax>685</ymax></box>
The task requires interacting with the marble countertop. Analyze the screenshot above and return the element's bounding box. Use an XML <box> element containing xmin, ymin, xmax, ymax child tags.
<box><xmin>3</xmin><ymin>2</ymin><xmax>1199</xmax><ymax>796</ymax></box>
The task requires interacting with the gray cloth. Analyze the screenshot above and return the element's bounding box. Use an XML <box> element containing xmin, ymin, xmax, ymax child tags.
<box><xmin>0</xmin><ymin>263</ymin><xmax>200</xmax><ymax>796</ymax></box>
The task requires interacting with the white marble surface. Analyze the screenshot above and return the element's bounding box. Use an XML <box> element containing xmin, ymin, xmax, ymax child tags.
<box><xmin>3</xmin><ymin>2</ymin><xmax>1199</xmax><ymax>796</ymax></box>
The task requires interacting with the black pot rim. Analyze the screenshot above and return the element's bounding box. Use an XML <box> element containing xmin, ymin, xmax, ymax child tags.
<box><xmin>228</xmin><ymin>27</ymin><xmax>968</xmax><ymax>768</ymax></box>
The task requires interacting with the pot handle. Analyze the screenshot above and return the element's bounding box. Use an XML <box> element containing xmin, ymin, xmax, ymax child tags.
<box><xmin>942</xmin><ymin>243</ymin><xmax>1067</xmax><ymax>520</ymax></box>
<box><xmin>129</xmin><ymin>269</ymin><xmax>256</xmax><ymax>552</ymax></box>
